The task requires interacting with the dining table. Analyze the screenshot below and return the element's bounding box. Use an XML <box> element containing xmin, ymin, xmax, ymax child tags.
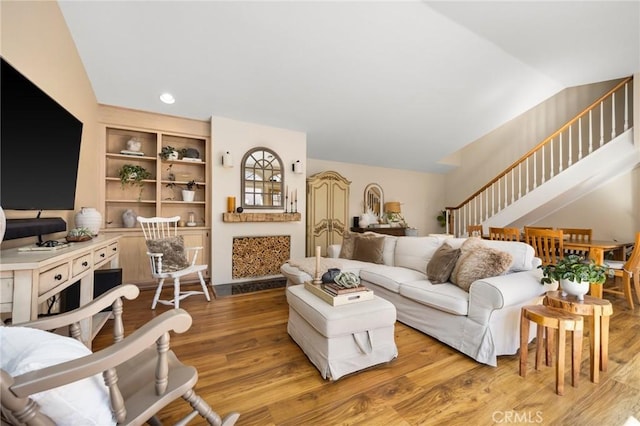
<box><xmin>563</xmin><ymin>239</ymin><xmax>633</xmax><ymax>298</ymax></box>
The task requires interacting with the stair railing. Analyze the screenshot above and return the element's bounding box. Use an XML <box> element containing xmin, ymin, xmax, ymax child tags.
<box><xmin>445</xmin><ymin>76</ymin><xmax>634</xmax><ymax>236</ymax></box>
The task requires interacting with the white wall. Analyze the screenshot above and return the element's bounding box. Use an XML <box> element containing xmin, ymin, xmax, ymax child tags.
<box><xmin>211</xmin><ymin>116</ymin><xmax>307</xmax><ymax>285</ymax></box>
<box><xmin>306</xmin><ymin>159</ymin><xmax>446</xmax><ymax>236</ymax></box>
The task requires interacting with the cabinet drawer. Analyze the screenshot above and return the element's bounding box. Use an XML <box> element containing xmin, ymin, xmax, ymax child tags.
<box><xmin>39</xmin><ymin>263</ymin><xmax>70</xmax><ymax>296</ymax></box>
<box><xmin>94</xmin><ymin>247</ymin><xmax>109</xmax><ymax>265</ymax></box>
<box><xmin>72</xmin><ymin>253</ymin><xmax>92</xmax><ymax>277</ymax></box>
<box><xmin>108</xmin><ymin>242</ymin><xmax>119</xmax><ymax>258</ymax></box>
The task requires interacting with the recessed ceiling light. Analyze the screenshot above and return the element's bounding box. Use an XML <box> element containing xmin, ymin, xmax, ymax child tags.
<box><xmin>160</xmin><ymin>93</ymin><xmax>175</xmax><ymax>104</ymax></box>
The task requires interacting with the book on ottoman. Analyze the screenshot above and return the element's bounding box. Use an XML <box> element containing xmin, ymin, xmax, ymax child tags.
<box><xmin>304</xmin><ymin>282</ymin><xmax>374</xmax><ymax>306</ymax></box>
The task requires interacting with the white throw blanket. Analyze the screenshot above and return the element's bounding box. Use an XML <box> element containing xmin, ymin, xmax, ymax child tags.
<box><xmin>286</xmin><ymin>257</ymin><xmax>345</xmax><ymax>277</ymax></box>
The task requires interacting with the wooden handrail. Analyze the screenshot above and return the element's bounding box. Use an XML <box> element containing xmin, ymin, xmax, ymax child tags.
<box><xmin>446</xmin><ymin>75</ymin><xmax>633</xmax><ymax>211</ymax></box>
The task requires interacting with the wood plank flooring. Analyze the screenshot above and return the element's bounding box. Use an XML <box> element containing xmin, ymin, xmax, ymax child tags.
<box><xmin>93</xmin><ymin>285</ymin><xmax>640</xmax><ymax>426</ymax></box>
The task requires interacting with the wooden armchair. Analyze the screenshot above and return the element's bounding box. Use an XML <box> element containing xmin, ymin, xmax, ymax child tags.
<box><xmin>467</xmin><ymin>224</ymin><xmax>483</xmax><ymax>237</ymax></box>
<box><xmin>524</xmin><ymin>228</ymin><xmax>564</xmax><ymax>266</ymax></box>
<box><xmin>560</xmin><ymin>227</ymin><xmax>592</xmax><ymax>257</ymax></box>
<box><xmin>0</xmin><ymin>284</ymin><xmax>239</xmax><ymax>426</ymax></box>
<box><xmin>488</xmin><ymin>227</ymin><xmax>521</xmax><ymax>242</ymax></box>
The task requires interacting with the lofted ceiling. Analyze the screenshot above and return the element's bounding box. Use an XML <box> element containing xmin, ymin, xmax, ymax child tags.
<box><xmin>58</xmin><ymin>1</ymin><xmax>640</xmax><ymax>174</ymax></box>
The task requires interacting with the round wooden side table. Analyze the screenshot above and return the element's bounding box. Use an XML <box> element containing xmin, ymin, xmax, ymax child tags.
<box><xmin>543</xmin><ymin>290</ymin><xmax>613</xmax><ymax>384</ymax></box>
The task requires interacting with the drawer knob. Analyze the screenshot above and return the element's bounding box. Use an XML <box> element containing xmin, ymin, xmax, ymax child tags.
<box><xmin>54</xmin><ymin>274</ymin><xmax>62</xmax><ymax>280</ymax></box>
<box><xmin>100</xmin><ymin>253</ymin><xmax>105</xmax><ymax>258</ymax></box>
<box><xmin>112</xmin><ymin>247</ymin><xmax>117</xmax><ymax>252</ymax></box>
<box><xmin>82</xmin><ymin>261</ymin><xmax>88</xmax><ymax>267</ymax></box>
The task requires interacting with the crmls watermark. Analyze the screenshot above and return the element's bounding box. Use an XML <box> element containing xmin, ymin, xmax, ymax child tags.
<box><xmin>492</xmin><ymin>410</ymin><xmax>544</xmax><ymax>424</ymax></box>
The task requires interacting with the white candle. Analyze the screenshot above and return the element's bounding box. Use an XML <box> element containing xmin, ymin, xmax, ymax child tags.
<box><xmin>315</xmin><ymin>245</ymin><xmax>321</xmax><ymax>275</ymax></box>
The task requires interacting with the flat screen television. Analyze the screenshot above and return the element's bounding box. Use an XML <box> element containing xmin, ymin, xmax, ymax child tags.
<box><xmin>1</xmin><ymin>57</ymin><xmax>84</xmax><ymax>212</ymax></box>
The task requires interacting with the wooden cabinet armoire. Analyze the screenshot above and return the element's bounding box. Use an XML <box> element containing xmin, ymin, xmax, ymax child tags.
<box><xmin>306</xmin><ymin>171</ymin><xmax>351</xmax><ymax>256</ymax></box>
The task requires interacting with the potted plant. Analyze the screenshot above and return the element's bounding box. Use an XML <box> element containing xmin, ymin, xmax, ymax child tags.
<box><xmin>66</xmin><ymin>227</ymin><xmax>93</xmax><ymax>242</ymax></box>
<box><xmin>166</xmin><ymin>179</ymin><xmax>199</xmax><ymax>202</ymax></box>
<box><xmin>539</xmin><ymin>254</ymin><xmax>608</xmax><ymax>300</ymax></box>
<box><xmin>159</xmin><ymin>146</ymin><xmax>180</xmax><ymax>160</ymax></box>
<box><xmin>118</xmin><ymin>164</ymin><xmax>152</xmax><ymax>200</ymax></box>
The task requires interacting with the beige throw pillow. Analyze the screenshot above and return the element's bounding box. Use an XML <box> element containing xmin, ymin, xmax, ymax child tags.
<box><xmin>339</xmin><ymin>231</ymin><xmax>356</xmax><ymax>259</ymax></box>
<box><xmin>426</xmin><ymin>242</ymin><xmax>461</xmax><ymax>283</ymax></box>
<box><xmin>146</xmin><ymin>236</ymin><xmax>190</xmax><ymax>272</ymax></box>
<box><xmin>352</xmin><ymin>234</ymin><xmax>385</xmax><ymax>264</ymax></box>
<box><xmin>450</xmin><ymin>238</ymin><xmax>513</xmax><ymax>291</ymax></box>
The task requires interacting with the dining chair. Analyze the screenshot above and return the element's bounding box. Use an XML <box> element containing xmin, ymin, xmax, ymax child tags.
<box><xmin>138</xmin><ymin>216</ymin><xmax>211</xmax><ymax>309</ymax></box>
<box><xmin>489</xmin><ymin>227</ymin><xmax>521</xmax><ymax>242</ymax></box>
<box><xmin>560</xmin><ymin>227</ymin><xmax>593</xmax><ymax>257</ymax></box>
<box><xmin>524</xmin><ymin>228</ymin><xmax>564</xmax><ymax>266</ymax></box>
<box><xmin>604</xmin><ymin>232</ymin><xmax>640</xmax><ymax>309</ymax></box>
<box><xmin>467</xmin><ymin>224</ymin><xmax>483</xmax><ymax>238</ymax></box>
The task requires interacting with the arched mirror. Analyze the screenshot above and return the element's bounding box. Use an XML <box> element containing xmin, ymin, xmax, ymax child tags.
<box><xmin>364</xmin><ymin>183</ymin><xmax>384</xmax><ymax>219</ymax></box>
<box><xmin>241</xmin><ymin>147</ymin><xmax>284</xmax><ymax>209</ymax></box>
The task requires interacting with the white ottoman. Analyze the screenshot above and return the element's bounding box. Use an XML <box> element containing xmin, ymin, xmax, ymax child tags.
<box><xmin>286</xmin><ymin>284</ymin><xmax>398</xmax><ymax>380</ymax></box>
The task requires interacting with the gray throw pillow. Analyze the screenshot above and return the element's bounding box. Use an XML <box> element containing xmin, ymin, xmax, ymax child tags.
<box><xmin>146</xmin><ymin>236</ymin><xmax>190</xmax><ymax>272</ymax></box>
<box><xmin>352</xmin><ymin>234</ymin><xmax>385</xmax><ymax>264</ymax></box>
<box><xmin>426</xmin><ymin>242</ymin><xmax>461</xmax><ymax>283</ymax></box>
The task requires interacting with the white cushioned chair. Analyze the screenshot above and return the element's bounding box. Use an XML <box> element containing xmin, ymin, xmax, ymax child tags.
<box><xmin>138</xmin><ymin>216</ymin><xmax>211</xmax><ymax>309</ymax></box>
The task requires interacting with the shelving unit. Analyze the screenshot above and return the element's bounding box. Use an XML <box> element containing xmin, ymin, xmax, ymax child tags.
<box><xmin>99</xmin><ymin>105</ymin><xmax>211</xmax><ymax>285</ymax></box>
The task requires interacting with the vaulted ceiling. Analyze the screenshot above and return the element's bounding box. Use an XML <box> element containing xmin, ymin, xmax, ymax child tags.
<box><xmin>58</xmin><ymin>1</ymin><xmax>639</xmax><ymax>173</ymax></box>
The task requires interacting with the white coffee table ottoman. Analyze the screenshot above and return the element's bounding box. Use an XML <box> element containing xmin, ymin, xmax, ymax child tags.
<box><xmin>286</xmin><ymin>284</ymin><xmax>398</xmax><ymax>380</ymax></box>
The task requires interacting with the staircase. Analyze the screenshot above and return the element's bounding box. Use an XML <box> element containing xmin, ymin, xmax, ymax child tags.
<box><xmin>446</xmin><ymin>77</ymin><xmax>637</xmax><ymax>236</ymax></box>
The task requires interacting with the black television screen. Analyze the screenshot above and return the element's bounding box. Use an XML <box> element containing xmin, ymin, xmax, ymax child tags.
<box><xmin>1</xmin><ymin>57</ymin><xmax>83</xmax><ymax>210</ymax></box>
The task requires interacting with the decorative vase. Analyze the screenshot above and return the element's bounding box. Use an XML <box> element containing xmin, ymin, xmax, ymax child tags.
<box><xmin>168</xmin><ymin>150</ymin><xmax>179</xmax><ymax>160</ymax></box>
<box><xmin>122</xmin><ymin>209</ymin><xmax>137</xmax><ymax>228</ymax></box>
<box><xmin>126</xmin><ymin>138</ymin><xmax>141</xmax><ymax>152</ymax></box>
<box><xmin>358</xmin><ymin>213</ymin><xmax>370</xmax><ymax>228</ymax></box>
<box><xmin>560</xmin><ymin>278</ymin><xmax>590</xmax><ymax>301</ymax></box>
<box><xmin>74</xmin><ymin>207</ymin><xmax>102</xmax><ymax>235</ymax></box>
<box><xmin>182</xmin><ymin>190</ymin><xmax>195</xmax><ymax>202</ymax></box>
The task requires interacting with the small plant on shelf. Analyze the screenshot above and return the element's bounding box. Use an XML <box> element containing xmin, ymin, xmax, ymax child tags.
<box><xmin>118</xmin><ymin>164</ymin><xmax>152</xmax><ymax>200</ymax></box>
<box><xmin>159</xmin><ymin>146</ymin><xmax>180</xmax><ymax>160</ymax></box>
<box><xmin>66</xmin><ymin>227</ymin><xmax>93</xmax><ymax>242</ymax></box>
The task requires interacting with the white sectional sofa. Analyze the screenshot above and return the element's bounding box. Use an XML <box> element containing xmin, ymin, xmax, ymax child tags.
<box><xmin>281</xmin><ymin>234</ymin><xmax>557</xmax><ymax>367</ymax></box>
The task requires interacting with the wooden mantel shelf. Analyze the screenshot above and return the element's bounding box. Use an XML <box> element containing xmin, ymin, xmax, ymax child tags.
<box><xmin>222</xmin><ymin>212</ymin><xmax>301</xmax><ymax>223</ymax></box>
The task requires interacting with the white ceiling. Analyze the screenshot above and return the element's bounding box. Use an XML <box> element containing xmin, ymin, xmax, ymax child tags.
<box><xmin>58</xmin><ymin>1</ymin><xmax>640</xmax><ymax>174</ymax></box>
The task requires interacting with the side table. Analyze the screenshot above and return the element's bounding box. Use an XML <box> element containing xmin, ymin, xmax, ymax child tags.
<box><xmin>543</xmin><ymin>290</ymin><xmax>613</xmax><ymax>383</ymax></box>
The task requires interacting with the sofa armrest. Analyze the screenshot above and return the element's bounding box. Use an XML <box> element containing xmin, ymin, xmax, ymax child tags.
<box><xmin>467</xmin><ymin>269</ymin><xmax>557</xmax><ymax>324</ymax></box>
<box><xmin>327</xmin><ymin>244</ymin><xmax>341</xmax><ymax>258</ymax></box>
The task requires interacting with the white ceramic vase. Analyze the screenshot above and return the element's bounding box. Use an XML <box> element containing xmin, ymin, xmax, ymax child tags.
<box><xmin>75</xmin><ymin>207</ymin><xmax>102</xmax><ymax>235</ymax></box>
<box><xmin>560</xmin><ymin>278</ymin><xmax>590</xmax><ymax>301</ymax></box>
<box><xmin>182</xmin><ymin>190</ymin><xmax>195</xmax><ymax>202</ymax></box>
<box><xmin>122</xmin><ymin>209</ymin><xmax>137</xmax><ymax>228</ymax></box>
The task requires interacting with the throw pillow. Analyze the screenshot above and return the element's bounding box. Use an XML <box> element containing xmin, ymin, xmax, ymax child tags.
<box><xmin>0</xmin><ymin>327</ymin><xmax>115</xmax><ymax>425</ymax></box>
<box><xmin>352</xmin><ymin>234</ymin><xmax>385</xmax><ymax>264</ymax></box>
<box><xmin>450</xmin><ymin>239</ymin><xmax>513</xmax><ymax>291</ymax></box>
<box><xmin>146</xmin><ymin>235</ymin><xmax>190</xmax><ymax>272</ymax></box>
<box><xmin>426</xmin><ymin>242</ymin><xmax>461</xmax><ymax>283</ymax></box>
<box><xmin>339</xmin><ymin>231</ymin><xmax>356</xmax><ymax>259</ymax></box>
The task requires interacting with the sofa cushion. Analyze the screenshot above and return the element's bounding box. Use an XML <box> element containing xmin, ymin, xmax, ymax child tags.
<box><xmin>352</xmin><ymin>234</ymin><xmax>385</xmax><ymax>264</ymax></box>
<box><xmin>446</xmin><ymin>237</ymin><xmax>536</xmax><ymax>272</ymax></box>
<box><xmin>426</xmin><ymin>242</ymin><xmax>461</xmax><ymax>283</ymax></box>
<box><xmin>450</xmin><ymin>238</ymin><xmax>513</xmax><ymax>291</ymax></box>
<box><xmin>338</xmin><ymin>231</ymin><xmax>357</xmax><ymax>259</ymax></box>
<box><xmin>394</xmin><ymin>236</ymin><xmax>443</xmax><ymax>273</ymax></box>
<box><xmin>399</xmin><ymin>280</ymin><xmax>469</xmax><ymax>315</ymax></box>
<box><xmin>360</xmin><ymin>264</ymin><xmax>427</xmax><ymax>293</ymax></box>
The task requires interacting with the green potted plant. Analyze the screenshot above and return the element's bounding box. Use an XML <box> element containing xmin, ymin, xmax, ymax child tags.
<box><xmin>539</xmin><ymin>254</ymin><xmax>608</xmax><ymax>300</ymax></box>
<box><xmin>166</xmin><ymin>179</ymin><xmax>200</xmax><ymax>202</ymax></box>
<box><xmin>66</xmin><ymin>227</ymin><xmax>93</xmax><ymax>242</ymax></box>
<box><xmin>118</xmin><ymin>164</ymin><xmax>152</xmax><ymax>200</ymax></box>
<box><xmin>159</xmin><ymin>146</ymin><xmax>180</xmax><ymax>160</ymax></box>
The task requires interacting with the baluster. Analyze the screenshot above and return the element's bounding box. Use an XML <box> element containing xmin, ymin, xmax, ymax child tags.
<box><xmin>588</xmin><ymin>110</ymin><xmax>593</xmax><ymax>153</ymax></box>
<box><xmin>611</xmin><ymin>92</ymin><xmax>616</xmax><ymax>139</ymax></box>
<box><xmin>559</xmin><ymin>133</ymin><xmax>563</xmax><ymax>172</ymax></box>
<box><xmin>600</xmin><ymin>101</ymin><xmax>605</xmax><ymax>147</ymax></box>
<box><xmin>504</xmin><ymin>173</ymin><xmax>508</xmax><ymax>207</ymax></box>
<box><xmin>568</xmin><ymin>125</ymin><xmax>572</xmax><ymax>166</ymax></box>
<box><xmin>491</xmin><ymin>184</ymin><xmax>495</xmax><ymax>215</ymax></box>
<box><xmin>534</xmin><ymin>152</ymin><xmax>538</xmax><ymax>188</ymax></box>
<box><xmin>518</xmin><ymin>163</ymin><xmax>522</xmax><ymax>199</ymax></box>
<box><xmin>511</xmin><ymin>167</ymin><xmax>516</xmax><ymax>204</ymax></box>
<box><xmin>497</xmin><ymin>179</ymin><xmax>501</xmax><ymax>212</ymax></box>
<box><xmin>526</xmin><ymin>159</ymin><xmax>529</xmax><ymax>194</ymax></box>
<box><xmin>550</xmin><ymin>139</ymin><xmax>554</xmax><ymax>178</ymax></box>
<box><xmin>578</xmin><ymin>119</ymin><xmax>583</xmax><ymax>161</ymax></box>
<box><xmin>624</xmin><ymin>82</ymin><xmax>629</xmax><ymax>131</ymax></box>
<box><xmin>540</xmin><ymin>144</ymin><xmax>547</xmax><ymax>183</ymax></box>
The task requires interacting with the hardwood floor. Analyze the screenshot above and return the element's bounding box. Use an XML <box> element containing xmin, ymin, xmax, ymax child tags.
<box><xmin>94</xmin><ymin>284</ymin><xmax>640</xmax><ymax>426</ymax></box>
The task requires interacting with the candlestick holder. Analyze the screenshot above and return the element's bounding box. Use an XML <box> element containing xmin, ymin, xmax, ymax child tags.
<box><xmin>285</xmin><ymin>195</ymin><xmax>289</xmax><ymax>213</ymax></box>
<box><xmin>313</xmin><ymin>270</ymin><xmax>322</xmax><ymax>284</ymax></box>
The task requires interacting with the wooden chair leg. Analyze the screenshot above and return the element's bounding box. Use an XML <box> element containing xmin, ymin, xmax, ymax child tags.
<box><xmin>152</xmin><ymin>278</ymin><xmax>165</xmax><ymax>310</ymax></box>
<box><xmin>622</xmin><ymin>272</ymin><xmax>634</xmax><ymax>310</ymax></box>
<box><xmin>198</xmin><ymin>271</ymin><xmax>211</xmax><ymax>302</ymax></box>
<box><xmin>519</xmin><ymin>308</ymin><xmax>529</xmax><ymax>378</ymax></box>
<box><xmin>535</xmin><ymin>325</ymin><xmax>544</xmax><ymax>370</ymax></box>
<box><xmin>174</xmin><ymin>277</ymin><xmax>181</xmax><ymax>309</ymax></box>
<box><xmin>546</xmin><ymin>328</ymin><xmax>555</xmax><ymax>367</ymax></box>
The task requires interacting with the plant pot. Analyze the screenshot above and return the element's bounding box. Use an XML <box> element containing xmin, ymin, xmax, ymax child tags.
<box><xmin>560</xmin><ymin>278</ymin><xmax>590</xmax><ymax>301</ymax></box>
<box><xmin>181</xmin><ymin>190</ymin><xmax>195</xmax><ymax>202</ymax></box>
<box><xmin>167</xmin><ymin>151</ymin><xmax>179</xmax><ymax>160</ymax></box>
